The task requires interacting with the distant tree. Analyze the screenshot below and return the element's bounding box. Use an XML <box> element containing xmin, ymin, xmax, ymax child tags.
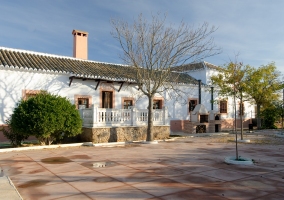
<box><xmin>111</xmin><ymin>13</ymin><xmax>220</xmax><ymax>141</ymax></box>
<box><xmin>10</xmin><ymin>92</ymin><xmax>82</xmax><ymax>145</ymax></box>
<box><xmin>245</xmin><ymin>63</ymin><xmax>283</xmax><ymax>129</ymax></box>
<box><xmin>260</xmin><ymin>102</ymin><xmax>282</xmax><ymax>129</ymax></box>
<box><xmin>210</xmin><ymin>61</ymin><xmax>250</xmax><ymax>140</ymax></box>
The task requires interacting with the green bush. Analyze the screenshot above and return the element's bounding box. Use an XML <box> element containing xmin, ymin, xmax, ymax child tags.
<box><xmin>261</xmin><ymin>106</ymin><xmax>279</xmax><ymax>129</ymax></box>
<box><xmin>3</xmin><ymin>119</ymin><xmax>29</xmax><ymax>147</ymax></box>
<box><xmin>10</xmin><ymin>91</ymin><xmax>82</xmax><ymax>145</ymax></box>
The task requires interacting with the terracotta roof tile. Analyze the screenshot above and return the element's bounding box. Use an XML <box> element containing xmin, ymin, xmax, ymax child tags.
<box><xmin>171</xmin><ymin>61</ymin><xmax>219</xmax><ymax>72</ymax></box>
<box><xmin>0</xmin><ymin>48</ymin><xmax>199</xmax><ymax>84</ymax></box>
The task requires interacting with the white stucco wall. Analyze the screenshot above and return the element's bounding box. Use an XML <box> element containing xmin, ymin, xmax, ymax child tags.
<box><xmin>0</xmin><ymin>68</ymin><xmax>253</xmax><ymax>125</ymax></box>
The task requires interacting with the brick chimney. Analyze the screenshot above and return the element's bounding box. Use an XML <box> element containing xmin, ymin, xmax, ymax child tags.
<box><xmin>72</xmin><ymin>30</ymin><xmax>88</xmax><ymax>60</ymax></box>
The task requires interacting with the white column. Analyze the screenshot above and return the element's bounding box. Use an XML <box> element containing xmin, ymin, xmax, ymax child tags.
<box><xmin>163</xmin><ymin>106</ymin><xmax>169</xmax><ymax>125</ymax></box>
<box><xmin>92</xmin><ymin>106</ymin><xmax>98</xmax><ymax>127</ymax></box>
<box><xmin>131</xmin><ymin>106</ymin><xmax>137</xmax><ymax>126</ymax></box>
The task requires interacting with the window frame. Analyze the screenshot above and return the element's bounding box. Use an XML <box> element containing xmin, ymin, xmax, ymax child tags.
<box><xmin>219</xmin><ymin>100</ymin><xmax>228</xmax><ymax>113</ymax></box>
<box><xmin>121</xmin><ymin>97</ymin><xmax>134</xmax><ymax>109</ymax></box>
<box><xmin>188</xmin><ymin>98</ymin><xmax>198</xmax><ymax>113</ymax></box>
<box><xmin>153</xmin><ymin>97</ymin><xmax>164</xmax><ymax>109</ymax></box>
<box><xmin>22</xmin><ymin>89</ymin><xmax>41</xmax><ymax>100</ymax></box>
<box><xmin>74</xmin><ymin>95</ymin><xmax>92</xmax><ymax>109</ymax></box>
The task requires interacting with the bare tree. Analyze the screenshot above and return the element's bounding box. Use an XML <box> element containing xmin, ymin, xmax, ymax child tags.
<box><xmin>111</xmin><ymin>13</ymin><xmax>220</xmax><ymax>141</ymax></box>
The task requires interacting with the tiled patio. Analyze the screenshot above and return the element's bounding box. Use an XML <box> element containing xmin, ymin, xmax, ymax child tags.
<box><xmin>0</xmin><ymin>132</ymin><xmax>283</xmax><ymax>200</ymax></box>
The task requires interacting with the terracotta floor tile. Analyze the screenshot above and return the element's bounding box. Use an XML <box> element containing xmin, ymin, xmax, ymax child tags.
<box><xmin>40</xmin><ymin>161</ymin><xmax>87</xmax><ymax>174</ymax></box>
<box><xmin>167</xmin><ymin>173</ymin><xmax>224</xmax><ymax>188</ymax></box>
<box><xmin>133</xmin><ymin>178</ymin><xmax>189</xmax><ymax>197</ymax></box>
<box><xmin>225</xmin><ymin>164</ymin><xmax>275</xmax><ymax>175</ymax></box>
<box><xmin>160</xmin><ymin>188</ymin><xmax>223</xmax><ymax>200</ymax></box>
<box><xmin>233</xmin><ymin>176</ymin><xmax>284</xmax><ymax>192</ymax></box>
<box><xmin>86</xmin><ymin>184</ymin><xmax>154</xmax><ymax>199</ymax></box>
<box><xmin>11</xmin><ymin>172</ymin><xmax>64</xmax><ymax>187</ymax></box>
<box><xmin>108</xmin><ymin>171</ymin><xmax>161</xmax><ymax>185</ymax></box>
<box><xmin>16</xmin><ymin>182</ymin><xmax>81</xmax><ymax>200</ymax></box>
<box><xmin>55</xmin><ymin>193</ymin><xmax>92</xmax><ymax>200</ymax></box>
<box><xmin>56</xmin><ymin>168</ymin><xmax>105</xmax><ymax>182</ymax></box>
<box><xmin>92</xmin><ymin>163</ymin><xmax>140</xmax><ymax>176</ymax></box>
<box><xmin>254</xmin><ymin>193</ymin><xmax>284</xmax><ymax>200</ymax></box>
<box><xmin>261</xmin><ymin>171</ymin><xmax>284</xmax><ymax>183</ymax></box>
<box><xmin>68</xmin><ymin>176</ymin><xmax>126</xmax><ymax>193</ymax></box>
<box><xmin>199</xmin><ymin>168</ymin><xmax>250</xmax><ymax>181</ymax></box>
<box><xmin>200</xmin><ymin>182</ymin><xmax>269</xmax><ymax>200</ymax></box>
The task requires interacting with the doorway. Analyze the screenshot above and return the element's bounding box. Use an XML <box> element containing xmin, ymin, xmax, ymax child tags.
<box><xmin>102</xmin><ymin>91</ymin><xmax>113</xmax><ymax>108</ymax></box>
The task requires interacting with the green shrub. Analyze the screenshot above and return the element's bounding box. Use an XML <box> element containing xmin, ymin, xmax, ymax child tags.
<box><xmin>3</xmin><ymin>119</ymin><xmax>29</xmax><ymax>147</ymax></box>
<box><xmin>10</xmin><ymin>91</ymin><xmax>82</xmax><ymax>145</ymax></box>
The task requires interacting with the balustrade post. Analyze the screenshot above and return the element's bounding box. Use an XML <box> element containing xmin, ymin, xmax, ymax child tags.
<box><xmin>92</xmin><ymin>106</ymin><xmax>98</xmax><ymax>127</ymax></box>
<box><xmin>131</xmin><ymin>106</ymin><xmax>137</xmax><ymax>126</ymax></box>
<box><xmin>163</xmin><ymin>106</ymin><xmax>169</xmax><ymax>125</ymax></box>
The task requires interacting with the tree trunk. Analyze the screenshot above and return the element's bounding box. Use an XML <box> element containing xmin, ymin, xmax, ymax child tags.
<box><xmin>240</xmin><ymin>95</ymin><xmax>243</xmax><ymax>140</ymax></box>
<box><xmin>257</xmin><ymin>104</ymin><xmax>261</xmax><ymax>129</ymax></box>
<box><xmin>146</xmin><ymin>96</ymin><xmax>154</xmax><ymax>141</ymax></box>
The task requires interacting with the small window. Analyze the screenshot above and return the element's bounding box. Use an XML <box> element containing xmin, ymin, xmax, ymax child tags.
<box><xmin>200</xmin><ymin>115</ymin><xmax>208</xmax><ymax>123</ymax></box>
<box><xmin>26</xmin><ymin>93</ymin><xmax>37</xmax><ymax>99</ymax></box>
<box><xmin>189</xmin><ymin>100</ymin><xmax>197</xmax><ymax>112</ymax></box>
<box><xmin>22</xmin><ymin>90</ymin><xmax>41</xmax><ymax>100</ymax></box>
<box><xmin>78</xmin><ymin>98</ymin><xmax>89</xmax><ymax>109</ymax></box>
<box><xmin>75</xmin><ymin>95</ymin><xmax>92</xmax><ymax>109</ymax></box>
<box><xmin>239</xmin><ymin>103</ymin><xmax>245</xmax><ymax>116</ymax></box>
<box><xmin>123</xmin><ymin>100</ymin><xmax>133</xmax><ymax>109</ymax></box>
<box><xmin>153</xmin><ymin>100</ymin><xmax>162</xmax><ymax>109</ymax></box>
<box><xmin>220</xmin><ymin>100</ymin><xmax>227</xmax><ymax>113</ymax></box>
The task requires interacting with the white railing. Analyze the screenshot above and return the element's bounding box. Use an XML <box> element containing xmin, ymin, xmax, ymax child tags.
<box><xmin>79</xmin><ymin>106</ymin><xmax>169</xmax><ymax>127</ymax></box>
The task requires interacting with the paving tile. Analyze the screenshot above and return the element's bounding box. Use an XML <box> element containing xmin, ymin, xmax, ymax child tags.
<box><xmin>109</xmin><ymin>171</ymin><xmax>161</xmax><ymax>185</ymax></box>
<box><xmin>258</xmin><ymin>171</ymin><xmax>284</xmax><ymax>183</ymax></box>
<box><xmin>199</xmin><ymin>168</ymin><xmax>250</xmax><ymax>181</ymax></box>
<box><xmin>200</xmin><ymin>182</ymin><xmax>269</xmax><ymax>200</ymax></box>
<box><xmin>233</xmin><ymin>176</ymin><xmax>284</xmax><ymax>192</ymax></box>
<box><xmin>92</xmin><ymin>162</ymin><xmax>140</xmax><ymax>176</ymax></box>
<box><xmin>160</xmin><ymin>188</ymin><xmax>223</xmax><ymax>200</ymax></box>
<box><xmin>40</xmin><ymin>161</ymin><xmax>87</xmax><ymax>174</ymax></box>
<box><xmin>56</xmin><ymin>168</ymin><xmax>105</xmax><ymax>182</ymax></box>
<box><xmin>54</xmin><ymin>193</ymin><xmax>91</xmax><ymax>200</ymax></box>
<box><xmin>133</xmin><ymin>178</ymin><xmax>189</xmax><ymax>197</ymax></box>
<box><xmin>254</xmin><ymin>193</ymin><xmax>284</xmax><ymax>200</ymax></box>
<box><xmin>11</xmin><ymin>172</ymin><xmax>64</xmax><ymax>187</ymax></box>
<box><xmin>167</xmin><ymin>173</ymin><xmax>224</xmax><ymax>188</ymax></box>
<box><xmin>68</xmin><ymin>175</ymin><xmax>126</xmax><ymax>193</ymax></box>
<box><xmin>86</xmin><ymin>184</ymin><xmax>154</xmax><ymax>199</ymax></box>
<box><xmin>224</xmin><ymin>164</ymin><xmax>275</xmax><ymax>175</ymax></box>
<box><xmin>16</xmin><ymin>182</ymin><xmax>81</xmax><ymax>200</ymax></box>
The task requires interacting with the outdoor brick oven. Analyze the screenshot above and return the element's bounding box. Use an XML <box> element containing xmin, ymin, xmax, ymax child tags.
<box><xmin>184</xmin><ymin>104</ymin><xmax>221</xmax><ymax>134</ymax></box>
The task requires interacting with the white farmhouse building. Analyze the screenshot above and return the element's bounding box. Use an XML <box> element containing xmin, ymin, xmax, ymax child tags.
<box><xmin>0</xmin><ymin>30</ymin><xmax>255</xmax><ymax>142</ymax></box>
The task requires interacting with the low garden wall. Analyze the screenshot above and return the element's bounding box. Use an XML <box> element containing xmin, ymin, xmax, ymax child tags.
<box><xmin>80</xmin><ymin>126</ymin><xmax>170</xmax><ymax>143</ymax></box>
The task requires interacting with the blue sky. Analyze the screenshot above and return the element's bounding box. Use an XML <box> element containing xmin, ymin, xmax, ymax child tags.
<box><xmin>1</xmin><ymin>0</ymin><xmax>284</xmax><ymax>74</ymax></box>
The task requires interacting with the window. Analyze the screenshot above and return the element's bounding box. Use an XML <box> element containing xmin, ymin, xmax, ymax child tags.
<box><xmin>189</xmin><ymin>99</ymin><xmax>197</xmax><ymax>112</ymax></box>
<box><xmin>200</xmin><ymin>115</ymin><xmax>208</xmax><ymax>123</ymax></box>
<box><xmin>220</xmin><ymin>100</ymin><xmax>227</xmax><ymax>113</ymax></box>
<box><xmin>121</xmin><ymin>97</ymin><xmax>134</xmax><ymax>109</ymax></box>
<box><xmin>78</xmin><ymin>98</ymin><xmax>89</xmax><ymax>109</ymax></box>
<box><xmin>102</xmin><ymin>91</ymin><xmax>113</xmax><ymax>108</ymax></box>
<box><xmin>123</xmin><ymin>100</ymin><xmax>133</xmax><ymax>109</ymax></box>
<box><xmin>153</xmin><ymin>100</ymin><xmax>162</xmax><ymax>109</ymax></box>
<box><xmin>74</xmin><ymin>95</ymin><xmax>92</xmax><ymax>109</ymax></box>
<box><xmin>239</xmin><ymin>103</ymin><xmax>245</xmax><ymax>116</ymax></box>
<box><xmin>22</xmin><ymin>90</ymin><xmax>41</xmax><ymax>100</ymax></box>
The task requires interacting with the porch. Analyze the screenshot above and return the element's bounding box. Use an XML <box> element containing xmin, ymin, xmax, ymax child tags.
<box><xmin>79</xmin><ymin>106</ymin><xmax>169</xmax><ymax>128</ymax></box>
<box><xmin>78</xmin><ymin>106</ymin><xmax>170</xmax><ymax>143</ymax></box>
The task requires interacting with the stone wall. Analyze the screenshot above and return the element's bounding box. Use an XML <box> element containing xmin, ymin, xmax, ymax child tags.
<box><xmin>80</xmin><ymin>126</ymin><xmax>170</xmax><ymax>143</ymax></box>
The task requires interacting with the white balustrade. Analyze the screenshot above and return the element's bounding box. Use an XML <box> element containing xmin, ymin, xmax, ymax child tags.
<box><xmin>79</xmin><ymin>106</ymin><xmax>169</xmax><ymax>127</ymax></box>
